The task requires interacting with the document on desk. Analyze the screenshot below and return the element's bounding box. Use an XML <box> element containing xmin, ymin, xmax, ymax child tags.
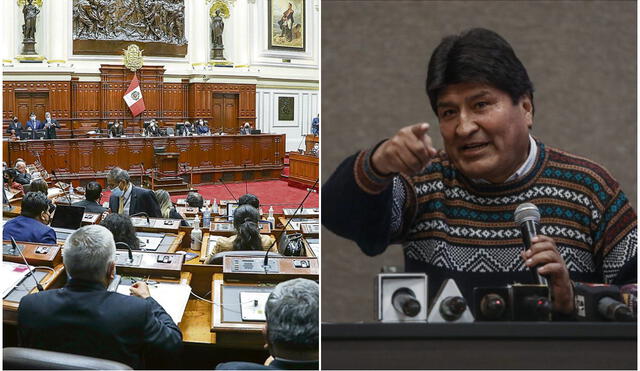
<box><xmin>2</xmin><ymin>262</ymin><xmax>31</xmax><ymax>298</ymax></box>
<box><xmin>116</xmin><ymin>282</ymin><xmax>191</xmax><ymax>324</ymax></box>
<box><xmin>240</xmin><ymin>292</ymin><xmax>270</xmax><ymax>321</ymax></box>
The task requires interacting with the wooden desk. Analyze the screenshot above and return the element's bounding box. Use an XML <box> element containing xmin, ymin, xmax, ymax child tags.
<box><xmin>288</xmin><ymin>153</ymin><xmax>318</xmax><ymax>188</ymax></box>
<box><xmin>3</xmin><ymin>241</ymin><xmax>62</xmax><ymax>267</ymax></box>
<box><xmin>6</xmin><ymin>135</ymin><xmax>285</xmax><ymax>185</ymax></box>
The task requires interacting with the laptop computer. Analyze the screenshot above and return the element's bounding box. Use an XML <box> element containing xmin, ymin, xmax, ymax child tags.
<box><xmin>50</xmin><ymin>205</ymin><xmax>85</xmax><ymax>229</ymax></box>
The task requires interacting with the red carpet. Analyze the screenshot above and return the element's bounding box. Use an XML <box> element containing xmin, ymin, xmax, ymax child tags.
<box><xmin>102</xmin><ymin>180</ymin><xmax>318</xmax><ymax>214</ymax></box>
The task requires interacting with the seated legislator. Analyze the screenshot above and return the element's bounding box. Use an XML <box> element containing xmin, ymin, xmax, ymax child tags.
<box><xmin>240</xmin><ymin>122</ymin><xmax>252</xmax><ymax>135</ymax></box>
<box><xmin>30</xmin><ymin>178</ymin><xmax>56</xmax><ymax>213</ymax></box>
<box><xmin>181</xmin><ymin>120</ymin><xmax>194</xmax><ymax>136</ymax></box>
<box><xmin>109</xmin><ymin>120</ymin><xmax>124</xmax><ymax>137</ymax></box>
<box><xmin>72</xmin><ymin>181</ymin><xmax>108</xmax><ymax>213</ymax></box>
<box><xmin>186</xmin><ymin>191</ymin><xmax>204</xmax><ymax>209</ymax></box>
<box><xmin>238</xmin><ymin>193</ymin><xmax>260</xmax><ymax>209</ymax></box>
<box><xmin>17</xmin><ymin>225</ymin><xmax>183</xmax><ymax>369</ymax></box>
<box><xmin>107</xmin><ymin>167</ymin><xmax>162</xmax><ymax>218</ymax></box>
<box><xmin>3</xmin><ymin>192</ymin><xmax>56</xmax><ymax>244</ymax></box>
<box><xmin>7</xmin><ymin>116</ymin><xmax>24</xmax><ymax>137</ymax></box>
<box><xmin>14</xmin><ymin>160</ymin><xmax>31</xmax><ymax>185</ymax></box>
<box><xmin>4</xmin><ymin>168</ymin><xmax>24</xmax><ymax>193</ymax></box>
<box><xmin>100</xmin><ymin>212</ymin><xmax>141</xmax><ymax>250</ymax></box>
<box><xmin>155</xmin><ymin>189</ymin><xmax>188</xmax><ymax>226</ymax></box>
<box><xmin>195</xmin><ymin>118</ymin><xmax>210</xmax><ymax>135</ymax></box>
<box><xmin>145</xmin><ymin>119</ymin><xmax>161</xmax><ymax>137</ymax></box>
<box><xmin>216</xmin><ymin>278</ymin><xmax>319</xmax><ymax>370</ymax></box>
<box><xmin>43</xmin><ymin>112</ymin><xmax>61</xmax><ymax>139</ymax></box>
<box><xmin>322</xmin><ymin>28</ymin><xmax>637</xmax><ymax>316</ymax></box>
<box><xmin>205</xmin><ymin>204</ymin><xmax>275</xmax><ymax>263</ymax></box>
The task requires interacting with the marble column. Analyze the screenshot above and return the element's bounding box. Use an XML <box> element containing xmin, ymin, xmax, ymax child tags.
<box><xmin>3</xmin><ymin>0</ymin><xmax>16</xmax><ymax>62</ymax></box>
<box><xmin>47</xmin><ymin>0</ymin><xmax>69</xmax><ymax>64</ymax></box>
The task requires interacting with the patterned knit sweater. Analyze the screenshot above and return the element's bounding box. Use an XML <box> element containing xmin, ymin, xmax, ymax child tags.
<box><xmin>322</xmin><ymin>139</ymin><xmax>637</xmax><ymax>305</ymax></box>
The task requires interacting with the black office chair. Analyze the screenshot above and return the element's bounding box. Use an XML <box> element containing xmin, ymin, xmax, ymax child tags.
<box><xmin>3</xmin><ymin>347</ymin><xmax>132</xmax><ymax>370</ymax></box>
<box><xmin>153</xmin><ymin>146</ymin><xmax>166</xmax><ymax>154</ymax></box>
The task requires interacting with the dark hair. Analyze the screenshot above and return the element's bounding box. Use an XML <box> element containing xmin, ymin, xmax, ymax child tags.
<box><xmin>4</xmin><ymin>168</ymin><xmax>18</xmax><ymax>182</ymax></box>
<box><xmin>426</xmin><ymin>28</ymin><xmax>534</xmax><ymax>115</ymax></box>
<box><xmin>100</xmin><ymin>213</ymin><xmax>140</xmax><ymax>250</ymax></box>
<box><xmin>238</xmin><ymin>193</ymin><xmax>260</xmax><ymax>209</ymax></box>
<box><xmin>232</xmin><ymin>204</ymin><xmax>262</xmax><ymax>251</ymax></box>
<box><xmin>21</xmin><ymin>192</ymin><xmax>49</xmax><ymax>218</ymax></box>
<box><xmin>85</xmin><ymin>181</ymin><xmax>102</xmax><ymax>202</ymax></box>
<box><xmin>186</xmin><ymin>191</ymin><xmax>204</xmax><ymax>208</ymax></box>
<box><xmin>30</xmin><ymin>179</ymin><xmax>48</xmax><ymax>195</ymax></box>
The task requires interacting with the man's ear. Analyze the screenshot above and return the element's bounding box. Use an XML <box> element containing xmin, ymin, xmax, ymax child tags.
<box><xmin>521</xmin><ymin>96</ymin><xmax>533</xmax><ymax>129</ymax></box>
<box><xmin>107</xmin><ymin>261</ymin><xmax>116</xmax><ymax>280</ymax></box>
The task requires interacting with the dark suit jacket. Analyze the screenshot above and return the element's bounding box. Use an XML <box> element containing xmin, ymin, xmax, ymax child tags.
<box><xmin>43</xmin><ymin>119</ymin><xmax>60</xmax><ymax>139</ymax></box>
<box><xmin>109</xmin><ymin>185</ymin><xmax>162</xmax><ymax>218</ymax></box>
<box><xmin>26</xmin><ymin>119</ymin><xmax>43</xmax><ymax>131</ymax></box>
<box><xmin>216</xmin><ymin>359</ymin><xmax>319</xmax><ymax>370</ymax></box>
<box><xmin>72</xmin><ymin>199</ymin><xmax>108</xmax><ymax>214</ymax></box>
<box><xmin>14</xmin><ymin>172</ymin><xmax>32</xmax><ymax>185</ymax></box>
<box><xmin>18</xmin><ymin>278</ymin><xmax>183</xmax><ymax>369</ymax></box>
<box><xmin>110</xmin><ymin>124</ymin><xmax>124</xmax><ymax>137</ymax></box>
<box><xmin>7</xmin><ymin>121</ymin><xmax>23</xmax><ymax>135</ymax></box>
<box><xmin>2</xmin><ymin>215</ymin><xmax>57</xmax><ymax>245</ymax></box>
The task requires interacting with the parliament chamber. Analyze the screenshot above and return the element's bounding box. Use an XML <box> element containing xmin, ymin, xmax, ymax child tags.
<box><xmin>2</xmin><ymin>0</ymin><xmax>319</xmax><ymax>369</ymax></box>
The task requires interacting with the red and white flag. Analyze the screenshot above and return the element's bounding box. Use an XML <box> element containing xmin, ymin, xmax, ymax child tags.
<box><xmin>123</xmin><ymin>75</ymin><xmax>145</xmax><ymax>117</ymax></box>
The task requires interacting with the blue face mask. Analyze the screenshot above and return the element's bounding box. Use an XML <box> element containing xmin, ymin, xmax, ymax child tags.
<box><xmin>110</xmin><ymin>183</ymin><xmax>124</xmax><ymax>197</ymax></box>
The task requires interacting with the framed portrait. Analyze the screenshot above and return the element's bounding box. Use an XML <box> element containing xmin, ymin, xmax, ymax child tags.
<box><xmin>278</xmin><ymin>97</ymin><xmax>295</xmax><ymax>121</ymax></box>
<box><xmin>268</xmin><ymin>0</ymin><xmax>305</xmax><ymax>51</ymax></box>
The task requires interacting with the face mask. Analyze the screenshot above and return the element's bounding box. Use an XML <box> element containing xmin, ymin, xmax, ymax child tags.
<box><xmin>30</xmin><ymin>117</ymin><xmax>35</xmax><ymax>121</ymax></box>
<box><xmin>110</xmin><ymin>182</ymin><xmax>124</xmax><ymax>197</ymax></box>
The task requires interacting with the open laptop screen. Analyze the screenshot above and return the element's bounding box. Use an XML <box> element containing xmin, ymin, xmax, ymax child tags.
<box><xmin>50</xmin><ymin>205</ymin><xmax>85</xmax><ymax>229</ymax></box>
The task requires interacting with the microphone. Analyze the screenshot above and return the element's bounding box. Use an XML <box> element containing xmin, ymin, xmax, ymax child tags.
<box><xmin>11</xmin><ymin>237</ymin><xmax>43</xmax><ymax>292</ymax></box>
<box><xmin>391</xmin><ymin>288</ymin><xmax>421</xmax><ymax>317</ymax></box>
<box><xmin>263</xmin><ymin>178</ymin><xmax>319</xmax><ymax>270</ymax></box>
<box><xmin>50</xmin><ymin>169</ymin><xmax>73</xmax><ymax>205</ymax></box>
<box><xmin>130</xmin><ymin>211</ymin><xmax>150</xmax><ymax>225</ymax></box>
<box><xmin>140</xmin><ymin>162</ymin><xmax>144</xmax><ymax>186</ymax></box>
<box><xmin>115</xmin><ymin>241</ymin><xmax>134</xmax><ymax>263</ymax></box>
<box><xmin>574</xmin><ymin>282</ymin><xmax>635</xmax><ymax>321</ymax></box>
<box><xmin>598</xmin><ymin>297</ymin><xmax>634</xmax><ymax>321</ymax></box>
<box><xmin>218</xmin><ymin>178</ymin><xmax>237</xmax><ymax>202</ymax></box>
<box><xmin>514</xmin><ymin>203</ymin><xmax>547</xmax><ymax>285</ymax></box>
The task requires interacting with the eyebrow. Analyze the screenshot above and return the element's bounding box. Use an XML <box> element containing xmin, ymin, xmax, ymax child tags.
<box><xmin>436</xmin><ymin>90</ymin><xmax>492</xmax><ymax>109</ymax></box>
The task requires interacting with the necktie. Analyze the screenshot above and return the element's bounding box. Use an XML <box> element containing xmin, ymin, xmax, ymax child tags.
<box><xmin>118</xmin><ymin>196</ymin><xmax>124</xmax><ymax>214</ymax></box>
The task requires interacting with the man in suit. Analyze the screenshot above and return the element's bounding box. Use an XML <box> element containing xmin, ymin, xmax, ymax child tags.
<box><xmin>107</xmin><ymin>167</ymin><xmax>162</xmax><ymax>218</ymax></box>
<box><xmin>72</xmin><ymin>181</ymin><xmax>107</xmax><ymax>214</ymax></box>
<box><xmin>3</xmin><ymin>192</ymin><xmax>56</xmax><ymax>244</ymax></box>
<box><xmin>217</xmin><ymin>279</ymin><xmax>319</xmax><ymax>370</ymax></box>
<box><xmin>240</xmin><ymin>122</ymin><xmax>252</xmax><ymax>135</ymax></box>
<box><xmin>25</xmin><ymin>113</ymin><xmax>43</xmax><ymax>137</ymax></box>
<box><xmin>195</xmin><ymin>118</ymin><xmax>210</xmax><ymax>135</ymax></box>
<box><xmin>43</xmin><ymin>112</ymin><xmax>61</xmax><ymax>139</ymax></box>
<box><xmin>14</xmin><ymin>160</ymin><xmax>32</xmax><ymax>185</ymax></box>
<box><xmin>6</xmin><ymin>116</ymin><xmax>24</xmax><ymax>137</ymax></box>
<box><xmin>109</xmin><ymin>120</ymin><xmax>124</xmax><ymax>137</ymax></box>
<box><xmin>145</xmin><ymin>120</ymin><xmax>161</xmax><ymax>137</ymax></box>
<box><xmin>17</xmin><ymin>225</ymin><xmax>183</xmax><ymax>369</ymax></box>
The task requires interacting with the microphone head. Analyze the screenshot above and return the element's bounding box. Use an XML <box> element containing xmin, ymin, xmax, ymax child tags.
<box><xmin>514</xmin><ymin>203</ymin><xmax>540</xmax><ymax>226</ymax></box>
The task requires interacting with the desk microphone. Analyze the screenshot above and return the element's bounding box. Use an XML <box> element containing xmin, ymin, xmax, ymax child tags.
<box><xmin>263</xmin><ymin>178</ymin><xmax>318</xmax><ymax>271</ymax></box>
<box><xmin>50</xmin><ymin>170</ymin><xmax>73</xmax><ymax>205</ymax></box>
<box><xmin>130</xmin><ymin>212</ymin><xmax>150</xmax><ymax>225</ymax></box>
<box><xmin>514</xmin><ymin>203</ymin><xmax>547</xmax><ymax>286</ymax></box>
<box><xmin>218</xmin><ymin>178</ymin><xmax>237</xmax><ymax>202</ymax></box>
<box><xmin>115</xmin><ymin>241</ymin><xmax>134</xmax><ymax>263</ymax></box>
<box><xmin>11</xmin><ymin>237</ymin><xmax>43</xmax><ymax>292</ymax></box>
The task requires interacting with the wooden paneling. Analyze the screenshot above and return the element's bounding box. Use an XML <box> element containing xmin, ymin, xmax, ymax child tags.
<box><xmin>3</xmin><ymin>67</ymin><xmax>256</xmax><ymax>136</ymax></box>
<box><xmin>7</xmin><ymin>135</ymin><xmax>285</xmax><ymax>184</ymax></box>
<box><xmin>289</xmin><ymin>153</ymin><xmax>319</xmax><ymax>186</ymax></box>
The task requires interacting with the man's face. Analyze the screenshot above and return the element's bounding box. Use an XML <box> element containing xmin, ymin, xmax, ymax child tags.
<box><xmin>436</xmin><ymin>82</ymin><xmax>533</xmax><ymax>183</ymax></box>
<box><xmin>16</xmin><ymin>163</ymin><xmax>26</xmax><ymax>173</ymax></box>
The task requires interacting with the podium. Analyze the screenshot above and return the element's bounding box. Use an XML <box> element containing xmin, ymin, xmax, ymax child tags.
<box><xmin>151</xmin><ymin>151</ymin><xmax>190</xmax><ymax>194</ymax></box>
<box><xmin>155</xmin><ymin>152</ymin><xmax>180</xmax><ymax>177</ymax></box>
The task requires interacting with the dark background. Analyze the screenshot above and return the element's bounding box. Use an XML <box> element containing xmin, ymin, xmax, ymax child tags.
<box><xmin>321</xmin><ymin>0</ymin><xmax>637</xmax><ymax>323</ymax></box>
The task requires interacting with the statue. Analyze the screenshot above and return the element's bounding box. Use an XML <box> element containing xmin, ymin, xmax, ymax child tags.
<box><xmin>21</xmin><ymin>0</ymin><xmax>40</xmax><ymax>55</ymax></box>
<box><xmin>211</xmin><ymin>9</ymin><xmax>225</xmax><ymax>60</ymax></box>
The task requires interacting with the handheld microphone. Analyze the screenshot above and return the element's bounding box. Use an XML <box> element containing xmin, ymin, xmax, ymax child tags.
<box><xmin>514</xmin><ymin>203</ymin><xmax>547</xmax><ymax>285</ymax></box>
<box><xmin>115</xmin><ymin>241</ymin><xmax>134</xmax><ymax>263</ymax></box>
<box><xmin>11</xmin><ymin>237</ymin><xmax>44</xmax><ymax>292</ymax></box>
<box><xmin>130</xmin><ymin>211</ymin><xmax>150</xmax><ymax>225</ymax></box>
<box><xmin>218</xmin><ymin>178</ymin><xmax>237</xmax><ymax>202</ymax></box>
<box><xmin>263</xmin><ymin>178</ymin><xmax>319</xmax><ymax>270</ymax></box>
<box><xmin>50</xmin><ymin>170</ymin><xmax>73</xmax><ymax>205</ymax></box>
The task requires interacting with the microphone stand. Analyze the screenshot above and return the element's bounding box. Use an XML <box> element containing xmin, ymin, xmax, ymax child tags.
<box><xmin>115</xmin><ymin>241</ymin><xmax>134</xmax><ymax>264</ymax></box>
<box><xmin>50</xmin><ymin>170</ymin><xmax>73</xmax><ymax>205</ymax></box>
<box><xmin>244</xmin><ymin>164</ymin><xmax>248</xmax><ymax>195</ymax></box>
<box><xmin>11</xmin><ymin>237</ymin><xmax>44</xmax><ymax>292</ymax></box>
<box><xmin>263</xmin><ymin>178</ymin><xmax>318</xmax><ymax>271</ymax></box>
<box><xmin>218</xmin><ymin>178</ymin><xmax>237</xmax><ymax>202</ymax></box>
<box><xmin>130</xmin><ymin>211</ymin><xmax>150</xmax><ymax>226</ymax></box>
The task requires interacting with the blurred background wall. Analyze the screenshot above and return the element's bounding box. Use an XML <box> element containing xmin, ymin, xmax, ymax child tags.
<box><xmin>321</xmin><ymin>0</ymin><xmax>636</xmax><ymax>323</ymax></box>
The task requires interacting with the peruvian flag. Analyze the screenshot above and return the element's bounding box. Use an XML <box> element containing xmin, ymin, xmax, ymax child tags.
<box><xmin>123</xmin><ymin>75</ymin><xmax>145</xmax><ymax>117</ymax></box>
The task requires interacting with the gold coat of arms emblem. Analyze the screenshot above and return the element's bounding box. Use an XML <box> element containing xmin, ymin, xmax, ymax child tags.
<box><xmin>123</xmin><ymin>44</ymin><xmax>144</xmax><ymax>72</ymax></box>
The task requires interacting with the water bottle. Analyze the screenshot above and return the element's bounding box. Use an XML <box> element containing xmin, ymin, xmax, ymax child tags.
<box><xmin>212</xmin><ymin>198</ymin><xmax>219</xmax><ymax>215</ymax></box>
<box><xmin>69</xmin><ymin>183</ymin><xmax>74</xmax><ymax>196</ymax></box>
<box><xmin>190</xmin><ymin>215</ymin><xmax>202</xmax><ymax>251</ymax></box>
<box><xmin>203</xmin><ymin>206</ymin><xmax>211</xmax><ymax>228</ymax></box>
<box><xmin>267</xmin><ymin>206</ymin><xmax>275</xmax><ymax>228</ymax></box>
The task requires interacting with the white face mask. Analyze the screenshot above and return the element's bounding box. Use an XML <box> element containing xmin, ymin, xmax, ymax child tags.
<box><xmin>30</xmin><ymin>116</ymin><xmax>35</xmax><ymax>121</ymax></box>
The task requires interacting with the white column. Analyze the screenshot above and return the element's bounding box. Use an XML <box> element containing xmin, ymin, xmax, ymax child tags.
<box><xmin>3</xmin><ymin>0</ymin><xmax>16</xmax><ymax>61</ymax></box>
<box><xmin>189</xmin><ymin>0</ymin><xmax>207</xmax><ymax>68</ymax></box>
<box><xmin>231</xmin><ymin>0</ymin><xmax>248</xmax><ymax>65</ymax></box>
<box><xmin>47</xmin><ymin>0</ymin><xmax>68</xmax><ymax>63</ymax></box>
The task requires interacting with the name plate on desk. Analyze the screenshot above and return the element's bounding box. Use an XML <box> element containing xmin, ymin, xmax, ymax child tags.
<box><xmin>81</xmin><ymin>212</ymin><xmax>101</xmax><ymax>225</ymax></box>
